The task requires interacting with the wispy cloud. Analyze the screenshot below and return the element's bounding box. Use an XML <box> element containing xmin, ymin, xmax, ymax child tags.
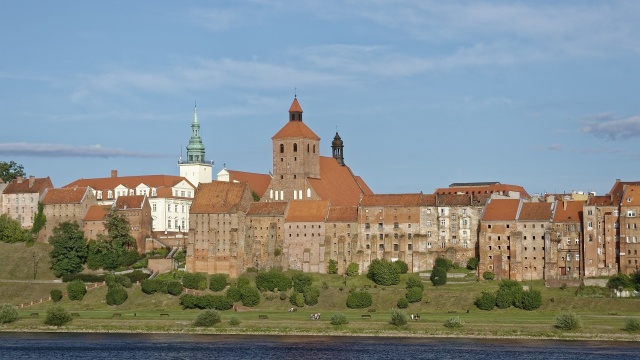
<box><xmin>581</xmin><ymin>113</ymin><xmax>640</xmax><ymax>140</ymax></box>
<box><xmin>0</xmin><ymin>143</ymin><xmax>166</xmax><ymax>158</ymax></box>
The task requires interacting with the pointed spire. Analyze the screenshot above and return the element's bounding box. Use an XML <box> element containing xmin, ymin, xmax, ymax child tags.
<box><xmin>193</xmin><ymin>101</ymin><xmax>199</xmax><ymax>124</ymax></box>
<box><xmin>289</xmin><ymin>97</ymin><xmax>303</xmax><ymax>121</ymax></box>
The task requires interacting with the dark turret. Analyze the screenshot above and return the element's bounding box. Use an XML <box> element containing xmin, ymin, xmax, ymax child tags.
<box><xmin>332</xmin><ymin>132</ymin><xmax>344</xmax><ymax>166</ymax></box>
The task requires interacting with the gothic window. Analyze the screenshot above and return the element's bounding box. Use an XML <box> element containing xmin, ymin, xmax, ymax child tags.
<box><xmin>293</xmin><ymin>143</ymin><xmax>298</xmax><ymax>152</ymax></box>
<box><xmin>313</xmin><ymin>144</ymin><xmax>316</xmax><ymax>153</ymax></box>
<box><xmin>280</xmin><ymin>144</ymin><xmax>284</xmax><ymax>153</ymax></box>
<box><xmin>307</xmin><ymin>144</ymin><xmax>310</xmax><ymax>152</ymax></box>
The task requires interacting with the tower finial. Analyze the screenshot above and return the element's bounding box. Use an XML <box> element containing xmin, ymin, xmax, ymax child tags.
<box><xmin>294</xmin><ymin>87</ymin><xmax>297</xmax><ymax>98</ymax></box>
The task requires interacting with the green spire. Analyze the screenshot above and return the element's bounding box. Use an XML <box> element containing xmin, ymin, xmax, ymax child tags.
<box><xmin>186</xmin><ymin>103</ymin><xmax>206</xmax><ymax>164</ymax></box>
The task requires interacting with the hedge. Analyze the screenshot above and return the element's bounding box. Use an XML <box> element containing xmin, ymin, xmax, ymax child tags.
<box><xmin>346</xmin><ymin>291</ymin><xmax>372</xmax><ymax>309</ymax></box>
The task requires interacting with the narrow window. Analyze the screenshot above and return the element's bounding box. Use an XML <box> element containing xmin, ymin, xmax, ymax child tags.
<box><xmin>280</xmin><ymin>144</ymin><xmax>284</xmax><ymax>153</ymax></box>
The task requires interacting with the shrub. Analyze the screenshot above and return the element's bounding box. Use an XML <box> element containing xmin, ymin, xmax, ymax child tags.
<box><xmin>466</xmin><ymin>257</ymin><xmax>479</xmax><ymax>270</ymax></box>
<box><xmin>292</xmin><ymin>272</ymin><xmax>313</xmax><ymax>293</ymax></box>
<box><xmin>328</xmin><ymin>259</ymin><xmax>338</xmax><ymax>274</ymax></box>
<box><xmin>406</xmin><ymin>287</ymin><xmax>423</xmax><ymax>303</ymax></box>
<box><xmin>209</xmin><ymin>274</ymin><xmax>228</xmax><ymax>292</ymax></box>
<box><xmin>397</xmin><ymin>297</ymin><xmax>409</xmax><ymax>309</ymax></box>
<box><xmin>279</xmin><ymin>291</ymin><xmax>288</xmax><ymax>301</ymax></box>
<box><xmin>444</xmin><ymin>316</ymin><xmax>465</xmax><ymax>328</ymax></box>
<box><xmin>236</xmin><ymin>276</ymin><xmax>251</xmax><ymax>289</ymax></box>
<box><xmin>62</xmin><ymin>273</ymin><xmax>106</xmax><ymax>283</ymax></box>
<box><xmin>367</xmin><ymin>259</ymin><xmax>400</xmax><ymax>286</ymax></box>
<box><xmin>519</xmin><ymin>289</ymin><xmax>542</xmax><ymax>310</ymax></box>
<box><xmin>182</xmin><ymin>272</ymin><xmax>207</xmax><ymax>290</ymax></box>
<box><xmin>240</xmin><ymin>286</ymin><xmax>261</xmax><ymax>307</ymax></box>
<box><xmin>346</xmin><ymin>291</ymin><xmax>372</xmax><ymax>309</ymax></box>
<box><xmin>430</xmin><ymin>266</ymin><xmax>447</xmax><ymax>286</ymax></box>
<box><xmin>67</xmin><ymin>280</ymin><xmax>87</xmax><ymax>301</ymax></box>
<box><xmin>624</xmin><ymin>317</ymin><xmax>640</xmax><ymax>332</ymax></box>
<box><xmin>483</xmin><ymin>271</ymin><xmax>495</xmax><ymax>280</ymax></box>
<box><xmin>496</xmin><ymin>280</ymin><xmax>523</xmax><ymax>309</ymax></box>
<box><xmin>167</xmin><ymin>280</ymin><xmax>183</xmax><ymax>296</ymax></box>
<box><xmin>226</xmin><ymin>286</ymin><xmax>242</xmax><ymax>302</ymax></box>
<box><xmin>44</xmin><ymin>306</ymin><xmax>72</xmax><ymax>326</ymax></box>
<box><xmin>607</xmin><ymin>273</ymin><xmax>632</xmax><ymax>289</ymax></box>
<box><xmin>194</xmin><ymin>309</ymin><xmax>221</xmax><ymax>327</ymax></box>
<box><xmin>406</xmin><ymin>275</ymin><xmax>424</xmax><ymax>290</ymax></box>
<box><xmin>0</xmin><ymin>304</ymin><xmax>18</xmax><ymax>323</ymax></box>
<box><xmin>180</xmin><ymin>294</ymin><xmax>233</xmax><ymax>310</ymax></box>
<box><xmin>255</xmin><ymin>270</ymin><xmax>292</xmax><ymax>292</ymax></box>
<box><xmin>118</xmin><ymin>275</ymin><xmax>133</xmax><ymax>288</ymax></box>
<box><xmin>475</xmin><ymin>291</ymin><xmax>496</xmax><ymax>311</ymax></box>
<box><xmin>390</xmin><ymin>308</ymin><xmax>408</xmax><ymax>326</ymax></box>
<box><xmin>331</xmin><ymin>313</ymin><xmax>349</xmax><ymax>325</ymax></box>
<box><xmin>50</xmin><ymin>289</ymin><xmax>63</xmax><ymax>302</ymax></box>
<box><xmin>303</xmin><ymin>286</ymin><xmax>320</xmax><ymax>306</ymax></box>
<box><xmin>229</xmin><ymin>316</ymin><xmax>241</xmax><ymax>326</ymax></box>
<box><xmin>125</xmin><ymin>269</ymin><xmax>149</xmax><ymax>283</ymax></box>
<box><xmin>393</xmin><ymin>260</ymin><xmax>409</xmax><ymax>274</ymax></box>
<box><xmin>555</xmin><ymin>312</ymin><xmax>582</xmax><ymax>330</ymax></box>
<box><xmin>434</xmin><ymin>257</ymin><xmax>454</xmax><ymax>271</ymax></box>
<box><xmin>106</xmin><ymin>285</ymin><xmax>128</xmax><ymax>306</ymax></box>
<box><xmin>141</xmin><ymin>279</ymin><xmax>167</xmax><ymax>294</ymax></box>
<box><xmin>346</xmin><ymin>263</ymin><xmax>359</xmax><ymax>277</ymax></box>
<box><xmin>290</xmin><ymin>292</ymin><xmax>305</xmax><ymax>307</ymax></box>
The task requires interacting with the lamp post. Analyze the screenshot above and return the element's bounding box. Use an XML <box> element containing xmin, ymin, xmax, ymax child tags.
<box><xmin>32</xmin><ymin>252</ymin><xmax>37</xmax><ymax>280</ymax></box>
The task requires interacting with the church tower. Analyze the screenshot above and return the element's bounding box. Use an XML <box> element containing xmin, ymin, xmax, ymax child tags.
<box><xmin>266</xmin><ymin>97</ymin><xmax>320</xmax><ymax>201</ymax></box>
<box><xmin>179</xmin><ymin>104</ymin><xmax>212</xmax><ymax>187</ymax></box>
<box><xmin>332</xmin><ymin>132</ymin><xmax>344</xmax><ymax>166</ymax></box>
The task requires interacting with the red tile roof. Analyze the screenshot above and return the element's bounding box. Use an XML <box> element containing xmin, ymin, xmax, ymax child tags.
<box><xmin>608</xmin><ymin>179</ymin><xmax>640</xmax><ymax>198</ymax></box>
<box><xmin>190</xmin><ymin>181</ymin><xmax>250</xmax><ymax>214</ymax></box>
<box><xmin>588</xmin><ymin>195</ymin><xmax>616</xmax><ymax>206</ymax></box>
<box><xmin>327</xmin><ymin>206</ymin><xmax>358</xmax><ymax>222</ymax></box>
<box><xmin>84</xmin><ymin>205</ymin><xmax>111</xmax><ymax>221</ymax></box>
<box><xmin>553</xmin><ymin>200</ymin><xmax>584</xmax><ymax>223</ymax></box>
<box><xmin>3</xmin><ymin>176</ymin><xmax>53</xmax><ymax>194</ymax></box>
<box><xmin>247</xmin><ymin>202</ymin><xmax>288</xmax><ymax>216</ymax></box>
<box><xmin>285</xmin><ymin>200</ymin><xmax>329</xmax><ymax>222</ymax></box>
<box><xmin>482</xmin><ymin>199</ymin><xmax>521</xmax><ymax>221</ymax></box>
<box><xmin>622</xmin><ymin>185</ymin><xmax>640</xmax><ymax>206</ymax></box>
<box><xmin>41</xmin><ymin>187</ymin><xmax>90</xmax><ymax>205</ymax></box>
<box><xmin>354</xmin><ymin>176</ymin><xmax>373</xmax><ymax>195</ymax></box>
<box><xmin>436</xmin><ymin>183</ymin><xmax>530</xmax><ymax>198</ymax></box>
<box><xmin>227</xmin><ymin>170</ymin><xmax>272</xmax><ymax>197</ymax></box>
<box><xmin>518</xmin><ymin>202</ymin><xmax>554</xmax><ymax>221</ymax></box>
<box><xmin>271</xmin><ymin>120</ymin><xmax>320</xmax><ymax>141</ymax></box>
<box><xmin>420</xmin><ymin>194</ymin><xmax>437</xmax><ymax>206</ymax></box>
<box><xmin>115</xmin><ymin>195</ymin><xmax>146</xmax><ymax>210</ymax></box>
<box><xmin>64</xmin><ymin>174</ymin><xmax>194</xmax><ymax>192</ymax></box>
<box><xmin>307</xmin><ymin>156</ymin><xmax>372</xmax><ymax>206</ymax></box>
<box><xmin>289</xmin><ymin>98</ymin><xmax>303</xmax><ymax>113</ymax></box>
<box><xmin>360</xmin><ymin>193</ymin><xmax>422</xmax><ymax>207</ymax></box>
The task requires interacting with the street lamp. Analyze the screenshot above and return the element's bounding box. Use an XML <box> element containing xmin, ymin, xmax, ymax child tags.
<box><xmin>32</xmin><ymin>252</ymin><xmax>37</xmax><ymax>280</ymax></box>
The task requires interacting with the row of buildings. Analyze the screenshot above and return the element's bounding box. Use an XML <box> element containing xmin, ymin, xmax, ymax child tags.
<box><xmin>1</xmin><ymin>98</ymin><xmax>639</xmax><ymax>282</ymax></box>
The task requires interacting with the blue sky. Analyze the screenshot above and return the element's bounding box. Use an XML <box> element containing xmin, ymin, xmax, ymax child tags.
<box><xmin>2</xmin><ymin>1</ymin><xmax>640</xmax><ymax>196</ymax></box>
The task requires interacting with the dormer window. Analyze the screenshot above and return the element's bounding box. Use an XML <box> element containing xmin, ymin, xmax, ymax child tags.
<box><xmin>107</xmin><ymin>190</ymin><xmax>113</xmax><ymax>199</ymax></box>
<box><xmin>129</xmin><ymin>189</ymin><xmax>134</xmax><ymax>195</ymax></box>
<box><xmin>97</xmin><ymin>191</ymin><xmax>103</xmax><ymax>200</ymax></box>
<box><xmin>151</xmin><ymin>188</ymin><xmax>157</xmax><ymax>197</ymax></box>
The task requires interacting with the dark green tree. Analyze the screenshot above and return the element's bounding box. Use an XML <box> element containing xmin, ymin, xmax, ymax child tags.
<box><xmin>0</xmin><ymin>161</ymin><xmax>25</xmax><ymax>182</ymax></box>
<box><xmin>393</xmin><ymin>260</ymin><xmax>409</xmax><ymax>274</ymax></box>
<box><xmin>327</xmin><ymin>259</ymin><xmax>338</xmax><ymax>274</ymax></box>
<box><xmin>367</xmin><ymin>259</ymin><xmax>400</xmax><ymax>286</ymax></box>
<box><xmin>0</xmin><ymin>214</ymin><xmax>31</xmax><ymax>243</ymax></box>
<box><xmin>44</xmin><ymin>305</ymin><xmax>72</xmax><ymax>326</ymax></box>
<box><xmin>251</xmin><ymin>191</ymin><xmax>260</xmax><ymax>202</ymax></box>
<box><xmin>346</xmin><ymin>262</ymin><xmax>359</xmax><ymax>276</ymax></box>
<box><xmin>292</xmin><ymin>272</ymin><xmax>313</xmax><ymax>293</ymax></box>
<box><xmin>31</xmin><ymin>202</ymin><xmax>46</xmax><ymax>235</ymax></box>
<box><xmin>86</xmin><ymin>210</ymin><xmax>139</xmax><ymax>270</ymax></box>
<box><xmin>430</xmin><ymin>266</ymin><xmax>447</xmax><ymax>286</ymax></box>
<box><xmin>49</xmin><ymin>222</ymin><xmax>88</xmax><ymax>277</ymax></box>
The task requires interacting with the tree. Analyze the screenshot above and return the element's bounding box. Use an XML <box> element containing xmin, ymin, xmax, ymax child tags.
<box><xmin>430</xmin><ymin>266</ymin><xmax>447</xmax><ymax>286</ymax></box>
<box><xmin>327</xmin><ymin>259</ymin><xmax>338</xmax><ymax>274</ymax></box>
<box><xmin>49</xmin><ymin>222</ymin><xmax>88</xmax><ymax>277</ymax></box>
<box><xmin>0</xmin><ymin>161</ymin><xmax>25</xmax><ymax>183</ymax></box>
<box><xmin>0</xmin><ymin>214</ymin><xmax>32</xmax><ymax>244</ymax></box>
<box><xmin>251</xmin><ymin>191</ymin><xmax>261</xmax><ymax>202</ymax></box>
<box><xmin>0</xmin><ymin>304</ymin><xmax>18</xmax><ymax>323</ymax></box>
<box><xmin>393</xmin><ymin>260</ymin><xmax>409</xmax><ymax>274</ymax></box>
<box><xmin>367</xmin><ymin>259</ymin><xmax>400</xmax><ymax>286</ymax></box>
<box><xmin>44</xmin><ymin>306</ymin><xmax>72</xmax><ymax>326</ymax></box>
<box><xmin>86</xmin><ymin>210</ymin><xmax>139</xmax><ymax>270</ymax></box>
<box><xmin>292</xmin><ymin>272</ymin><xmax>313</xmax><ymax>293</ymax></box>
<box><xmin>194</xmin><ymin>309</ymin><xmax>221</xmax><ymax>327</ymax></box>
<box><xmin>346</xmin><ymin>262</ymin><xmax>359</xmax><ymax>276</ymax></box>
<box><xmin>31</xmin><ymin>202</ymin><xmax>46</xmax><ymax>235</ymax></box>
<box><xmin>466</xmin><ymin>257</ymin><xmax>479</xmax><ymax>270</ymax></box>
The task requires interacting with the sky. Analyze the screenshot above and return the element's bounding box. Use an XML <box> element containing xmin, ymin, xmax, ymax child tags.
<box><xmin>2</xmin><ymin>1</ymin><xmax>640</xmax><ymax>196</ymax></box>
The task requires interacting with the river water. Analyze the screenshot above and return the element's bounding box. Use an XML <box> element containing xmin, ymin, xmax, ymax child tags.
<box><xmin>0</xmin><ymin>332</ymin><xmax>637</xmax><ymax>359</ymax></box>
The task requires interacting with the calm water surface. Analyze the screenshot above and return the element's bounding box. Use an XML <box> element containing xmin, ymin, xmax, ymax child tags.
<box><xmin>0</xmin><ymin>332</ymin><xmax>637</xmax><ymax>359</ymax></box>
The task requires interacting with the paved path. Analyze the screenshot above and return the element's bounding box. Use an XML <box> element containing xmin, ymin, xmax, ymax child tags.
<box><xmin>0</xmin><ymin>279</ymin><xmax>62</xmax><ymax>284</ymax></box>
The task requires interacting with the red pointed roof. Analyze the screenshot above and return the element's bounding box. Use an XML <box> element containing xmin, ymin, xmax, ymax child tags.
<box><xmin>272</xmin><ymin>121</ymin><xmax>320</xmax><ymax>140</ymax></box>
<box><xmin>360</xmin><ymin>193</ymin><xmax>422</xmax><ymax>207</ymax></box>
<box><xmin>64</xmin><ymin>174</ymin><xmax>194</xmax><ymax>192</ymax></box>
<box><xmin>4</xmin><ymin>176</ymin><xmax>53</xmax><ymax>194</ymax></box>
<box><xmin>327</xmin><ymin>206</ymin><xmax>358</xmax><ymax>222</ymax></box>
<box><xmin>247</xmin><ymin>202</ymin><xmax>288</xmax><ymax>216</ymax></box>
<box><xmin>289</xmin><ymin>98</ymin><xmax>303</xmax><ymax>113</ymax></box>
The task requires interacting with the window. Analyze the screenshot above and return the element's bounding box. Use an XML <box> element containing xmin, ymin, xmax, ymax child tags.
<box><xmin>627</xmin><ymin>210</ymin><xmax>636</xmax><ymax>217</ymax></box>
<box><xmin>451</xmin><ymin>214</ymin><xmax>456</xmax><ymax>220</ymax></box>
<box><xmin>567</xmin><ymin>253</ymin><xmax>572</xmax><ymax>261</ymax></box>
<box><xmin>393</xmin><ymin>244</ymin><xmax>399</xmax><ymax>251</ymax></box>
<box><xmin>440</xmin><ymin>219</ymin><xmax>445</xmax><ymax>227</ymax></box>
<box><xmin>378</xmin><ymin>223</ymin><xmax>383</xmax><ymax>230</ymax></box>
<box><xmin>426</xmin><ymin>220</ymin><xmax>432</xmax><ymax>226</ymax></box>
<box><xmin>393</xmin><ymin>222</ymin><xmax>399</xmax><ymax>229</ymax></box>
<box><xmin>379</xmin><ymin>234</ymin><xmax>383</xmax><ymax>240</ymax></box>
<box><xmin>408</xmin><ymin>233</ymin><xmax>412</xmax><ymax>239</ymax></box>
<box><xmin>168</xmin><ymin>220</ymin><xmax>172</xmax><ymax>229</ymax></box>
<box><xmin>365</xmin><ymin>223</ymin><xmax>370</xmax><ymax>230</ymax></box>
<box><xmin>408</xmin><ymin>244</ymin><xmax>413</xmax><ymax>251</ymax></box>
<box><xmin>168</xmin><ymin>204</ymin><xmax>172</xmax><ymax>212</ymax></box>
<box><xmin>427</xmin><ymin>242</ymin><xmax>432</xmax><ymax>249</ymax></box>
<box><xmin>379</xmin><ymin>244</ymin><xmax>384</xmax><ymax>251</ymax></box>
<box><xmin>587</xmin><ymin>221</ymin><xmax>593</xmax><ymax>229</ymax></box>
<box><xmin>427</xmin><ymin>231</ymin><xmax>432</xmax><ymax>238</ymax></box>
<box><xmin>152</xmin><ymin>204</ymin><xmax>157</xmax><ymax>212</ymax></box>
<box><xmin>394</xmin><ymin>233</ymin><xmax>398</xmax><ymax>239</ymax></box>
<box><xmin>293</xmin><ymin>143</ymin><xmax>298</xmax><ymax>152</ymax></box>
<box><xmin>366</xmin><ymin>234</ymin><xmax>370</xmax><ymax>240</ymax></box>
<box><xmin>280</xmin><ymin>144</ymin><xmax>284</xmax><ymax>153</ymax></box>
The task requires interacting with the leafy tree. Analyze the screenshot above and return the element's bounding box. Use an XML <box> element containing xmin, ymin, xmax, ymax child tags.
<box><xmin>49</xmin><ymin>222</ymin><xmax>88</xmax><ymax>277</ymax></box>
<box><xmin>251</xmin><ymin>191</ymin><xmax>261</xmax><ymax>202</ymax></box>
<box><xmin>31</xmin><ymin>202</ymin><xmax>46</xmax><ymax>235</ymax></box>
<box><xmin>331</xmin><ymin>313</ymin><xmax>349</xmax><ymax>325</ymax></box>
<box><xmin>240</xmin><ymin>286</ymin><xmax>261</xmax><ymax>307</ymax></box>
<box><xmin>390</xmin><ymin>309</ymin><xmax>408</xmax><ymax>326</ymax></box>
<box><xmin>483</xmin><ymin>271</ymin><xmax>495</xmax><ymax>280</ymax></box>
<box><xmin>555</xmin><ymin>312</ymin><xmax>581</xmax><ymax>330</ymax></box>
<box><xmin>0</xmin><ymin>304</ymin><xmax>18</xmax><ymax>323</ymax></box>
<box><xmin>44</xmin><ymin>306</ymin><xmax>72</xmax><ymax>326</ymax></box>
<box><xmin>106</xmin><ymin>285</ymin><xmax>128</xmax><ymax>306</ymax></box>
<box><xmin>346</xmin><ymin>262</ymin><xmax>359</xmax><ymax>276</ymax></box>
<box><xmin>86</xmin><ymin>210</ymin><xmax>138</xmax><ymax>271</ymax></box>
<box><xmin>406</xmin><ymin>287</ymin><xmax>423</xmax><ymax>303</ymax></box>
<box><xmin>495</xmin><ymin>280</ymin><xmax>523</xmax><ymax>308</ymax></box>
<box><xmin>327</xmin><ymin>259</ymin><xmax>338</xmax><ymax>274</ymax></box>
<box><xmin>194</xmin><ymin>309</ymin><xmax>222</xmax><ymax>327</ymax></box>
<box><xmin>406</xmin><ymin>275</ymin><xmax>424</xmax><ymax>291</ymax></box>
<box><xmin>209</xmin><ymin>274</ymin><xmax>228</xmax><ymax>292</ymax></box>
<box><xmin>397</xmin><ymin>297</ymin><xmax>409</xmax><ymax>309</ymax></box>
<box><xmin>167</xmin><ymin>280</ymin><xmax>183</xmax><ymax>296</ymax></box>
<box><xmin>367</xmin><ymin>259</ymin><xmax>400</xmax><ymax>286</ymax></box>
<box><xmin>226</xmin><ymin>286</ymin><xmax>242</xmax><ymax>302</ymax></box>
<box><xmin>444</xmin><ymin>316</ymin><xmax>465</xmax><ymax>328</ymax></box>
<box><xmin>393</xmin><ymin>260</ymin><xmax>409</xmax><ymax>274</ymax></box>
<box><xmin>0</xmin><ymin>214</ymin><xmax>32</xmax><ymax>243</ymax></box>
<box><xmin>104</xmin><ymin>210</ymin><xmax>136</xmax><ymax>250</ymax></box>
<box><xmin>182</xmin><ymin>272</ymin><xmax>207</xmax><ymax>290</ymax></box>
<box><xmin>292</xmin><ymin>272</ymin><xmax>313</xmax><ymax>292</ymax></box>
<box><xmin>475</xmin><ymin>291</ymin><xmax>496</xmax><ymax>311</ymax></box>
<box><xmin>290</xmin><ymin>292</ymin><xmax>305</xmax><ymax>307</ymax></box>
<box><xmin>624</xmin><ymin>317</ymin><xmax>640</xmax><ymax>332</ymax></box>
<box><xmin>466</xmin><ymin>257</ymin><xmax>479</xmax><ymax>270</ymax></box>
<box><xmin>430</xmin><ymin>266</ymin><xmax>447</xmax><ymax>286</ymax></box>
<box><xmin>519</xmin><ymin>289</ymin><xmax>542</xmax><ymax>310</ymax></box>
<box><xmin>67</xmin><ymin>280</ymin><xmax>87</xmax><ymax>301</ymax></box>
<box><xmin>346</xmin><ymin>291</ymin><xmax>372</xmax><ymax>309</ymax></box>
<box><xmin>255</xmin><ymin>270</ymin><xmax>292</xmax><ymax>292</ymax></box>
<box><xmin>50</xmin><ymin>289</ymin><xmax>63</xmax><ymax>302</ymax></box>
<box><xmin>434</xmin><ymin>257</ymin><xmax>454</xmax><ymax>271</ymax></box>
<box><xmin>607</xmin><ymin>273</ymin><xmax>632</xmax><ymax>289</ymax></box>
<box><xmin>236</xmin><ymin>276</ymin><xmax>251</xmax><ymax>289</ymax></box>
<box><xmin>0</xmin><ymin>161</ymin><xmax>25</xmax><ymax>182</ymax></box>
<box><xmin>303</xmin><ymin>286</ymin><xmax>320</xmax><ymax>306</ymax></box>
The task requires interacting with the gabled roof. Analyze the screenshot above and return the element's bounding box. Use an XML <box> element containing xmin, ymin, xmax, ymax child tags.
<box><xmin>587</xmin><ymin>195</ymin><xmax>616</xmax><ymax>207</ymax></box>
<box><xmin>271</xmin><ymin>121</ymin><xmax>320</xmax><ymax>141</ymax></box>
<box><xmin>41</xmin><ymin>187</ymin><xmax>90</xmax><ymax>205</ymax></box>
<box><xmin>64</xmin><ymin>174</ymin><xmax>194</xmax><ymax>192</ymax></box>
<box><xmin>553</xmin><ymin>200</ymin><xmax>584</xmax><ymax>223</ymax></box>
<box><xmin>354</xmin><ymin>176</ymin><xmax>373</xmax><ymax>195</ymax></box>
<box><xmin>436</xmin><ymin>183</ymin><xmax>530</xmax><ymax>198</ymax></box>
<box><xmin>360</xmin><ymin>193</ymin><xmax>422</xmax><ymax>207</ymax></box>
<box><xmin>285</xmin><ymin>200</ymin><xmax>329</xmax><ymax>222</ymax></box>
<box><xmin>420</xmin><ymin>194</ymin><xmax>437</xmax><ymax>206</ymax></box>
<box><xmin>115</xmin><ymin>195</ymin><xmax>146</xmax><ymax>210</ymax></box>
<box><xmin>3</xmin><ymin>176</ymin><xmax>53</xmax><ymax>194</ymax></box>
<box><xmin>84</xmin><ymin>205</ymin><xmax>110</xmax><ymax>221</ymax></box>
<box><xmin>227</xmin><ymin>170</ymin><xmax>271</xmax><ymax>197</ymax></box>
<box><xmin>247</xmin><ymin>202</ymin><xmax>288</xmax><ymax>216</ymax></box>
<box><xmin>190</xmin><ymin>181</ymin><xmax>250</xmax><ymax>214</ymax></box>
<box><xmin>307</xmin><ymin>156</ymin><xmax>373</xmax><ymax>207</ymax></box>
<box><xmin>327</xmin><ymin>206</ymin><xmax>358</xmax><ymax>222</ymax></box>
<box><xmin>608</xmin><ymin>179</ymin><xmax>640</xmax><ymax>199</ymax></box>
<box><xmin>518</xmin><ymin>202</ymin><xmax>554</xmax><ymax>221</ymax></box>
<box><xmin>482</xmin><ymin>199</ymin><xmax>521</xmax><ymax>221</ymax></box>
<box><xmin>622</xmin><ymin>185</ymin><xmax>640</xmax><ymax>206</ymax></box>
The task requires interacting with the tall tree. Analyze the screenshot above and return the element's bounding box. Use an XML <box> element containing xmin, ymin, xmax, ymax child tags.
<box><xmin>0</xmin><ymin>161</ymin><xmax>25</xmax><ymax>183</ymax></box>
<box><xmin>31</xmin><ymin>202</ymin><xmax>46</xmax><ymax>235</ymax></box>
<box><xmin>49</xmin><ymin>221</ymin><xmax>88</xmax><ymax>277</ymax></box>
<box><xmin>0</xmin><ymin>214</ymin><xmax>32</xmax><ymax>243</ymax></box>
<box><xmin>104</xmin><ymin>210</ymin><xmax>136</xmax><ymax>250</ymax></box>
<box><xmin>87</xmin><ymin>210</ymin><xmax>138</xmax><ymax>270</ymax></box>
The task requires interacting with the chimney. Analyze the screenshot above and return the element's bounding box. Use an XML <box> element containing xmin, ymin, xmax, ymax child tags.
<box><xmin>563</xmin><ymin>200</ymin><xmax>567</xmax><ymax>211</ymax></box>
<box><xmin>111</xmin><ymin>170</ymin><xmax>118</xmax><ymax>178</ymax></box>
<box><xmin>28</xmin><ymin>175</ymin><xmax>35</xmax><ymax>187</ymax></box>
<box><xmin>16</xmin><ymin>176</ymin><xmax>23</xmax><ymax>183</ymax></box>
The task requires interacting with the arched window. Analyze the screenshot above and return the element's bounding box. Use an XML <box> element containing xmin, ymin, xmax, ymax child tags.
<box><xmin>280</xmin><ymin>144</ymin><xmax>284</xmax><ymax>153</ymax></box>
<box><xmin>313</xmin><ymin>145</ymin><xmax>316</xmax><ymax>153</ymax></box>
<box><xmin>307</xmin><ymin>144</ymin><xmax>310</xmax><ymax>152</ymax></box>
<box><xmin>293</xmin><ymin>143</ymin><xmax>298</xmax><ymax>152</ymax></box>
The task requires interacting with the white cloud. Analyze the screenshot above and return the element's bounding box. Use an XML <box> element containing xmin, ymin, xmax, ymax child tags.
<box><xmin>0</xmin><ymin>143</ymin><xmax>166</xmax><ymax>158</ymax></box>
<box><xmin>581</xmin><ymin>113</ymin><xmax>640</xmax><ymax>140</ymax></box>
